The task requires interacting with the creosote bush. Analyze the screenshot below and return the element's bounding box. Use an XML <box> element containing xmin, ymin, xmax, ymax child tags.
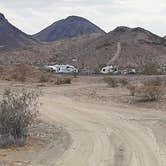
<box><xmin>55</xmin><ymin>77</ymin><xmax>72</xmax><ymax>85</ymax></box>
<box><xmin>142</xmin><ymin>63</ymin><xmax>161</xmax><ymax>75</ymax></box>
<box><xmin>104</xmin><ymin>77</ymin><xmax>129</xmax><ymax>88</ymax></box>
<box><xmin>0</xmin><ymin>89</ymin><xmax>40</xmax><ymax>148</ymax></box>
<box><xmin>103</xmin><ymin>77</ymin><xmax>118</xmax><ymax>88</ymax></box>
<box><xmin>127</xmin><ymin>79</ymin><xmax>164</xmax><ymax>102</ymax></box>
<box><xmin>39</xmin><ymin>74</ymin><xmax>49</xmax><ymax>83</ymax></box>
<box><xmin>143</xmin><ymin>77</ymin><xmax>163</xmax><ymax>87</ymax></box>
<box><xmin>118</xmin><ymin>78</ymin><xmax>129</xmax><ymax>87</ymax></box>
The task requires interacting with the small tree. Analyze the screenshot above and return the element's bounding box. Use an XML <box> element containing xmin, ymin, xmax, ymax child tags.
<box><xmin>0</xmin><ymin>89</ymin><xmax>40</xmax><ymax>147</ymax></box>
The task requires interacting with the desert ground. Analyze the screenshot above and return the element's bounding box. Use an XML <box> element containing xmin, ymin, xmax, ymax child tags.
<box><xmin>0</xmin><ymin>75</ymin><xmax>166</xmax><ymax>166</ymax></box>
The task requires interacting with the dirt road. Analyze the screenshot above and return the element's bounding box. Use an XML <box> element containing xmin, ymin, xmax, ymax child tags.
<box><xmin>36</xmin><ymin>80</ymin><xmax>166</xmax><ymax>166</ymax></box>
<box><xmin>1</xmin><ymin>79</ymin><xmax>166</xmax><ymax>166</ymax></box>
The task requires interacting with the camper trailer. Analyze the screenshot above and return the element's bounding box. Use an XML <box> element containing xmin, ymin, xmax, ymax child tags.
<box><xmin>121</xmin><ymin>68</ymin><xmax>136</xmax><ymax>75</ymax></box>
<box><xmin>45</xmin><ymin>65</ymin><xmax>59</xmax><ymax>72</ymax></box>
<box><xmin>101</xmin><ymin>65</ymin><xmax>119</xmax><ymax>74</ymax></box>
<box><xmin>45</xmin><ymin>64</ymin><xmax>78</xmax><ymax>74</ymax></box>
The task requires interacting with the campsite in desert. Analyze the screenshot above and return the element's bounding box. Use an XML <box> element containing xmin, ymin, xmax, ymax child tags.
<box><xmin>0</xmin><ymin>0</ymin><xmax>166</xmax><ymax>165</ymax></box>
<box><xmin>0</xmin><ymin>67</ymin><xmax>166</xmax><ymax>166</ymax></box>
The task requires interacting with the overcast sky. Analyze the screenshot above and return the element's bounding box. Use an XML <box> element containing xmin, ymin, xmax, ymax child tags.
<box><xmin>0</xmin><ymin>0</ymin><xmax>166</xmax><ymax>36</ymax></box>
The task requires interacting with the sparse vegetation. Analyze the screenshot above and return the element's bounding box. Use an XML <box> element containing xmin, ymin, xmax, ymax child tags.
<box><xmin>0</xmin><ymin>89</ymin><xmax>40</xmax><ymax>148</ymax></box>
<box><xmin>103</xmin><ymin>77</ymin><xmax>118</xmax><ymax>87</ymax></box>
<box><xmin>127</xmin><ymin>84</ymin><xmax>137</xmax><ymax>96</ymax></box>
<box><xmin>142</xmin><ymin>63</ymin><xmax>161</xmax><ymax>75</ymax></box>
<box><xmin>55</xmin><ymin>77</ymin><xmax>72</xmax><ymax>85</ymax></box>
<box><xmin>39</xmin><ymin>74</ymin><xmax>49</xmax><ymax>83</ymax></box>
<box><xmin>104</xmin><ymin>77</ymin><xmax>129</xmax><ymax>88</ymax></box>
<box><xmin>118</xmin><ymin>78</ymin><xmax>129</xmax><ymax>86</ymax></box>
<box><xmin>127</xmin><ymin>79</ymin><xmax>164</xmax><ymax>102</ymax></box>
<box><xmin>0</xmin><ymin>64</ymin><xmax>73</xmax><ymax>85</ymax></box>
<box><xmin>143</xmin><ymin>77</ymin><xmax>163</xmax><ymax>86</ymax></box>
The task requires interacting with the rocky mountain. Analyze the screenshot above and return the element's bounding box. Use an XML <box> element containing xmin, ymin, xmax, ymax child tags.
<box><xmin>107</xmin><ymin>26</ymin><xmax>166</xmax><ymax>45</ymax></box>
<box><xmin>0</xmin><ymin>13</ymin><xmax>37</xmax><ymax>49</ymax></box>
<box><xmin>1</xmin><ymin>26</ymin><xmax>166</xmax><ymax>73</ymax></box>
<box><xmin>33</xmin><ymin>16</ymin><xmax>105</xmax><ymax>42</ymax></box>
<box><xmin>77</xmin><ymin>26</ymin><xmax>166</xmax><ymax>68</ymax></box>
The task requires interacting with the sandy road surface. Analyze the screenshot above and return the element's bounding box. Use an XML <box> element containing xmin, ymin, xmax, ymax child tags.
<box><xmin>0</xmin><ymin>79</ymin><xmax>166</xmax><ymax>166</ymax></box>
<box><xmin>31</xmin><ymin>81</ymin><xmax>166</xmax><ymax>166</ymax></box>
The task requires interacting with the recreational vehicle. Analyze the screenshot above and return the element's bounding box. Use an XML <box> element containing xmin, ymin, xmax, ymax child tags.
<box><xmin>101</xmin><ymin>65</ymin><xmax>118</xmax><ymax>74</ymax></box>
<box><xmin>45</xmin><ymin>64</ymin><xmax>78</xmax><ymax>74</ymax></box>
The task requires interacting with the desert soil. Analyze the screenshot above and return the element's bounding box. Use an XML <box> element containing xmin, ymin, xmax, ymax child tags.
<box><xmin>0</xmin><ymin>76</ymin><xmax>166</xmax><ymax>166</ymax></box>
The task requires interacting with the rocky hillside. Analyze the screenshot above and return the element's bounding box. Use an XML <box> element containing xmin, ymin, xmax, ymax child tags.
<box><xmin>33</xmin><ymin>16</ymin><xmax>105</xmax><ymax>42</ymax></box>
<box><xmin>1</xmin><ymin>27</ymin><xmax>166</xmax><ymax>73</ymax></box>
<box><xmin>0</xmin><ymin>13</ymin><xmax>37</xmax><ymax>49</ymax></box>
<box><xmin>83</xmin><ymin>26</ymin><xmax>166</xmax><ymax>68</ymax></box>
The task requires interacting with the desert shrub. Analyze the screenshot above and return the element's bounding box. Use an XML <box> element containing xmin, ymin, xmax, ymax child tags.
<box><xmin>12</xmin><ymin>68</ymin><xmax>26</xmax><ymax>82</ymax></box>
<box><xmin>127</xmin><ymin>84</ymin><xmax>163</xmax><ymax>102</ymax></box>
<box><xmin>143</xmin><ymin>77</ymin><xmax>163</xmax><ymax>87</ymax></box>
<box><xmin>39</xmin><ymin>74</ymin><xmax>49</xmax><ymax>83</ymax></box>
<box><xmin>11</xmin><ymin>64</ymin><xmax>30</xmax><ymax>82</ymax></box>
<box><xmin>118</xmin><ymin>78</ymin><xmax>129</xmax><ymax>86</ymax></box>
<box><xmin>103</xmin><ymin>77</ymin><xmax>118</xmax><ymax>87</ymax></box>
<box><xmin>142</xmin><ymin>63</ymin><xmax>161</xmax><ymax>75</ymax></box>
<box><xmin>55</xmin><ymin>77</ymin><xmax>72</xmax><ymax>85</ymax></box>
<box><xmin>0</xmin><ymin>89</ymin><xmax>40</xmax><ymax>147</ymax></box>
<box><xmin>126</xmin><ymin>84</ymin><xmax>136</xmax><ymax>96</ymax></box>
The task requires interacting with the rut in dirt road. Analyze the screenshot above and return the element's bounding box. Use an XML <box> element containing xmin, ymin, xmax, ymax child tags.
<box><xmin>34</xmin><ymin>84</ymin><xmax>165</xmax><ymax>166</ymax></box>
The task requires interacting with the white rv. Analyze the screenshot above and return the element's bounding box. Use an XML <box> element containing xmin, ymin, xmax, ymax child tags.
<box><xmin>45</xmin><ymin>64</ymin><xmax>78</xmax><ymax>74</ymax></box>
<box><xmin>45</xmin><ymin>65</ymin><xmax>59</xmax><ymax>72</ymax></box>
<box><xmin>101</xmin><ymin>65</ymin><xmax>118</xmax><ymax>74</ymax></box>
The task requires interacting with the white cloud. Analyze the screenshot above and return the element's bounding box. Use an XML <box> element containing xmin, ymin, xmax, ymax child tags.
<box><xmin>0</xmin><ymin>0</ymin><xmax>166</xmax><ymax>36</ymax></box>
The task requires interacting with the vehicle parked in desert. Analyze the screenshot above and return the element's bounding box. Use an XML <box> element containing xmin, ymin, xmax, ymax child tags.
<box><xmin>101</xmin><ymin>65</ymin><xmax>119</xmax><ymax>74</ymax></box>
<box><xmin>45</xmin><ymin>64</ymin><xmax>78</xmax><ymax>74</ymax></box>
<box><xmin>121</xmin><ymin>68</ymin><xmax>136</xmax><ymax>75</ymax></box>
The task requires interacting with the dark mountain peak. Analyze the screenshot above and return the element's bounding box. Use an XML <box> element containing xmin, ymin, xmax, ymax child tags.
<box><xmin>112</xmin><ymin>26</ymin><xmax>131</xmax><ymax>33</ymax></box>
<box><xmin>110</xmin><ymin>26</ymin><xmax>161</xmax><ymax>37</ymax></box>
<box><xmin>111</xmin><ymin>26</ymin><xmax>151</xmax><ymax>34</ymax></box>
<box><xmin>132</xmin><ymin>27</ymin><xmax>145</xmax><ymax>32</ymax></box>
<box><xmin>66</xmin><ymin>15</ymin><xmax>85</xmax><ymax>21</ymax></box>
<box><xmin>33</xmin><ymin>16</ymin><xmax>105</xmax><ymax>42</ymax></box>
<box><xmin>0</xmin><ymin>13</ymin><xmax>6</xmax><ymax>21</ymax></box>
<box><xmin>108</xmin><ymin>26</ymin><xmax>164</xmax><ymax>45</ymax></box>
<box><xmin>65</xmin><ymin>16</ymin><xmax>90</xmax><ymax>23</ymax></box>
<box><xmin>0</xmin><ymin>13</ymin><xmax>37</xmax><ymax>48</ymax></box>
<box><xmin>131</xmin><ymin>27</ymin><xmax>153</xmax><ymax>35</ymax></box>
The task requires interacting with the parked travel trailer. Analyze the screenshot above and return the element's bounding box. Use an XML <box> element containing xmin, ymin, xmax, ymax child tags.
<box><xmin>101</xmin><ymin>65</ymin><xmax>119</xmax><ymax>74</ymax></box>
<box><xmin>45</xmin><ymin>64</ymin><xmax>78</xmax><ymax>74</ymax></box>
<box><xmin>122</xmin><ymin>68</ymin><xmax>136</xmax><ymax>75</ymax></box>
<box><xmin>45</xmin><ymin>65</ymin><xmax>59</xmax><ymax>72</ymax></box>
<box><xmin>128</xmin><ymin>68</ymin><xmax>136</xmax><ymax>74</ymax></box>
